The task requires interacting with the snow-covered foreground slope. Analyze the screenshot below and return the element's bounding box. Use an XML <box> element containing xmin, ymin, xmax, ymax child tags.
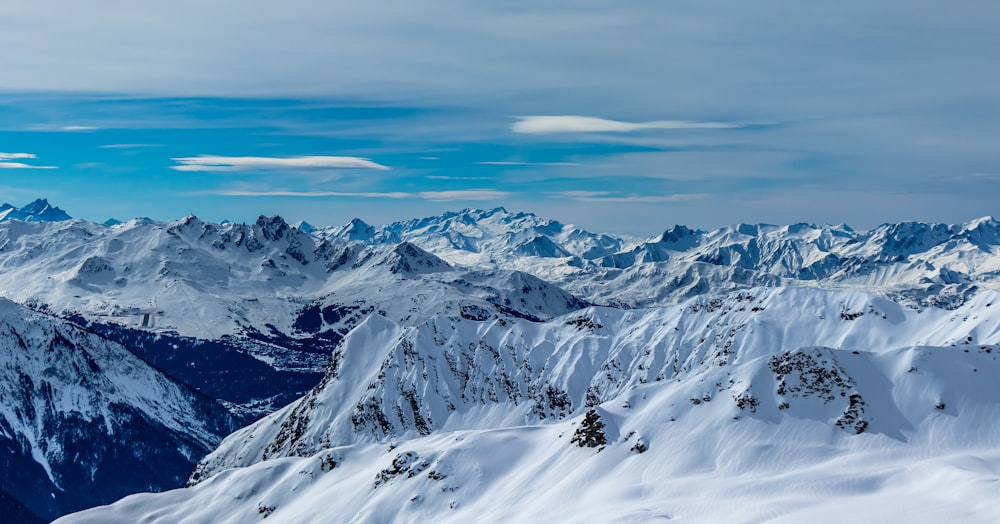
<box><xmin>60</xmin><ymin>287</ymin><xmax>1000</xmax><ymax>523</ymax></box>
<box><xmin>0</xmin><ymin>299</ymin><xmax>237</xmax><ymax>522</ymax></box>
<box><xmin>320</xmin><ymin>208</ymin><xmax>1000</xmax><ymax>309</ymax></box>
<box><xmin>57</xmin><ymin>399</ymin><xmax>1000</xmax><ymax>523</ymax></box>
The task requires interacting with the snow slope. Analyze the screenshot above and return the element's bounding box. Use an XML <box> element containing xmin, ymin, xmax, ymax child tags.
<box><xmin>59</xmin><ymin>287</ymin><xmax>1000</xmax><ymax>523</ymax></box>
<box><xmin>0</xmin><ymin>298</ymin><xmax>237</xmax><ymax>522</ymax></box>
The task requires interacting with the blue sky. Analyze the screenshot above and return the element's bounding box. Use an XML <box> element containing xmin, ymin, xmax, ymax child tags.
<box><xmin>1</xmin><ymin>1</ymin><xmax>998</xmax><ymax>235</ymax></box>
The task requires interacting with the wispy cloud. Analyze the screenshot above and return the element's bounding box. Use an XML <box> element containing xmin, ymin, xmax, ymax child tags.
<box><xmin>476</xmin><ymin>161</ymin><xmax>580</xmax><ymax>166</ymax></box>
<box><xmin>426</xmin><ymin>175</ymin><xmax>489</xmax><ymax>180</ymax></box>
<box><xmin>0</xmin><ymin>152</ymin><xmax>56</xmax><ymax>169</ymax></box>
<box><xmin>171</xmin><ymin>155</ymin><xmax>390</xmax><ymax>172</ymax></box>
<box><xmin>99</xmin><ymin>143</ymin><xmax>164</xmax><ymax>149</ymax></box>
<box><xmin>0</xmin><ymin>163</ymin><xmax>57</xmax><ymax>170</ymax></box>
<box><xmin>0</xmin><ymin>153</ymin><xmax>37</xmax><ymax>160</ymax></box>
<box><xmin>418</xmin><ymin>189</ymin><xmax>510</xmax><ymax>201</ymax></box>
<box><xmin>512</xmin><ymin>116</ymin><xmax>740</xmax><ymax>134</ymax></box>
<box><xmin>218</xmin><ymin>190</ymin><xmax>410</xmax><ymax>198</ymax></box>
<box><xmin>217</xmin><ymin>188</ymin><xmax>510</xmax><ymax>201</ymax></box>
<box><xmin>26</xmin><ymin>124</ymin><xmax>99</xmax><ymax>132</ymax></box>
<box><xmin>556</xmin><ymin>191</ymin><xmax>704</xmax><ymax>203</ymax></box>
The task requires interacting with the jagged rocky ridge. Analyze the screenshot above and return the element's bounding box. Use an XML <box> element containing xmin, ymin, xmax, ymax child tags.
<box><xmin>0</xmin><ymin>198</ymin><xmax>72</xmax><ymax>223</ymax></box>
<box><xmin>191</xmin><ymin>286</ymin><xmax>1000</xmax><ymax>478</ymax></box>
<box><xmin>318</xmin><ymin>208</ymin><xmax>1000</xmax><ymax>309</ymax></box>
<box><xmin>0</xmin><ymin>299</ymin><xmax>238</xmax><ymax>522</ymax></box>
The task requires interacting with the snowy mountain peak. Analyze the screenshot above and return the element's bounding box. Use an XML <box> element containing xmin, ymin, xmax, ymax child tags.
<box><xmin>292</xmin><ymin>220</ymin><xmax>314</xmax><ymax>234</ymax></box>
<box><xmin>0</xmin><ymin>198</ymin><xmax>72</xmax><ymax>222</ymax></box>
<box><xmin>382</xmin><ymin>242</ymin><xmax>452</xmax><ymax>275</ymax></box>
<box><xmin>255</xmin><ymin>214</ymin><xmax>291</xmax><ymax>241</ymax></box>
<box><xmin>958</xmin><ymin>216</ymin><xmax>1000</xmax><ymax>245</ymax></box>
<box><xmin>656</xmin><ymin>224</ymin><xmax>700</xmax><ymax>248</ymax></box>
<box><xmin>963</xmin><ymin>215</ymin><xmax>998</xmax><ymax>229</ymax></box>
<box><xmin>346</xmin><ymin>218</ymin><xmax>375</xmax><ymax>240</ymax></box>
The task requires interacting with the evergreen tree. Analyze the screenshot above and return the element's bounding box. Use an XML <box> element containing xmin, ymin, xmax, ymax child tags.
<box><xmin>571</xmin><ymin>409</ymin><xmax>607</xmax><ymax>448</ymax></box>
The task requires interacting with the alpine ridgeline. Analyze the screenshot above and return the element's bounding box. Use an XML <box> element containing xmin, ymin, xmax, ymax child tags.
<box><xmin>316</xmin><ymin>207</ymin><xmax>1000</xmax><ymax>309</ymax></box>
<box><xmin>2</xmin><ymin>200</ymin><xmax>999</xmax><ymax>522</ymax></box>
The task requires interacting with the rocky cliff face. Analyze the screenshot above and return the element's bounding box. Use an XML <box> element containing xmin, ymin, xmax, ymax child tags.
<box><xmin>0</xmin><ymin>299</ymin><xmax>238</xmax><ymax>522</ymax></box>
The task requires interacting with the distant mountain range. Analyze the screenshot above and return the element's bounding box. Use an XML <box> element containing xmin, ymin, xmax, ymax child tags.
<box><xmin>0</xmin><ymin>199</ymin><xmax>998</xmax><ymax>522</ymax></box>
<box><xmin>317</xmin><ymin>207</ymin><xmax>1000</xmax><ymax>309</ymax></box>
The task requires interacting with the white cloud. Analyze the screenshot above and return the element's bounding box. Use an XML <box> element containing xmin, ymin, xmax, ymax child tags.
<box><xmin>557</xmin><ymin>190</ymin><xmax>612</xmax><ymax>199</ymax></box>
<box><xmin>0</xmin><ymin>163</ymin><xmax>57</xmax><ymax>169</ymax></box>
<box><xmin>216</xmin><ymin>188</ymin><xmax>510</xmax><ymax>201</ymax></box>
<box><xmin>172</xmin><ymin>155</ymin><xmax>390</xmax><ymax>172</ymax></box>
<box><xmin>512</xmin><ymin>116</ymin><xmax>740</xmax><ymax>134</ymax></box>
<box><xmin>25</xmin><ymin>125</ymin><xmax>99</xmax><ymax>132</ymax></box>
<box><xmin>0</xmin><ymin>153</ymin><xmax>37</xmax><ymax>160</ymax></box>
<box><xmin>99</xmin><ymin>143</ymin><xmax>163</xmax><ymax>149</ymax></box>
<box><xmin>556</xmin><ymin>191</ymin><xmax>705</xmax><ymax>203</ymax></box>
<box><xmin>476</xmin><ymin>161</ymin><xmax>580</xmax><ymax>166</ymax></box>
<box><xmin>0</xmin><ymin>152</ymin><xmax>56</xmax><ymax>169</ymax></box>
<box><xmin>218</xmin><ymin>190</ymin><xmax>409</xmax><ymax>198</ymax></box>
<box><xmin>417</xmin><ymin>189</ymin><xmax>510</xmax><ymax>201</ymax></box>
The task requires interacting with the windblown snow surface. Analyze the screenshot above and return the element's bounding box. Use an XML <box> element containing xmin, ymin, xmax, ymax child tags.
<box><xmin>59</xmin><ymin>287</ymin><xmax>1000</xmax><ymax>523</ymax></box>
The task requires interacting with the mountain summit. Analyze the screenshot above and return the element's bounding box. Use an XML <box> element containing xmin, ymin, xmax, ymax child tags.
<box><xmin>0</xmin><ymin>198</ymin><xmax>72</xmax><ymax>222</ymax></box>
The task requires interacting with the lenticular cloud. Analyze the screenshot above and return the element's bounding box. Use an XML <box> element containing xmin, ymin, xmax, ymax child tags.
<box><xmin>172</xmin><ymin>155</ymin><xmax>390</xmax><ymax>171</ymax></box>
<box><xmin>511</xmin><ymin>115</ymin><xmax>740</xmax><ymax>134</ymax></box>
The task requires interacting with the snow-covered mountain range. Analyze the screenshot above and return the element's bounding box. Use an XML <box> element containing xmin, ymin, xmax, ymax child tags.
<box><xmin>317</xmin><ymin>208</ymin><xmax>1000</xmax><ymax>309</ymax></box>
<box><xmin>0</xmin><ymin>213</ymin><xmax>584</xmax><ymax>413</ymax></box>
<box><xmin>0</xmin><ymin>199</ymin><xmax>998</xmax><ymax>522</ymax></box>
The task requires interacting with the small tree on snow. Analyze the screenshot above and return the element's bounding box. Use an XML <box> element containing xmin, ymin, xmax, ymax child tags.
<box><xmin>571</xmin><ymin>409</ymin><xmax>607</xmax><ymax>448</ymax></box>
